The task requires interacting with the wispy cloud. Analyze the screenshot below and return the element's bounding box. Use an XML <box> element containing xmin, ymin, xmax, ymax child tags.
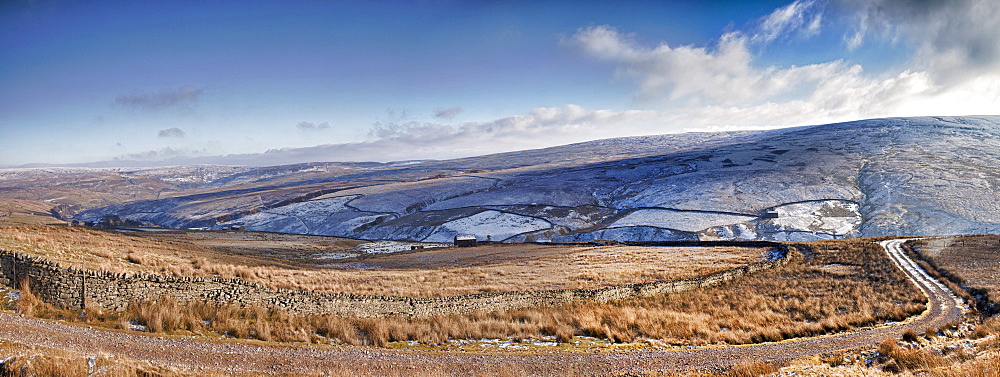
<box><xmin>157</xmin><ymin>127</ymin><xmax>185</xmax><ymax>138</ymax></box>
<box><xmin>433</xmin><ymin>107</ymin><xmax>463</xmax><ymax>119</ymax></box>
<box><xmin>114</xmin><ymin>85</ymin><xmax>203</xmax><ymax>111</ymax></box>
<box><xmin>296</xmin><ymin>121</ymin><xmax>331</xmax><ymax>131</ymax></box>
<box><xmin>366</xmin><ymin>105</ymin><xmax>658</xmax><ymax>152</ymax></box>
<box><xmin>752</xmin><ymin>0</ymin><xmax>823</xmax><ymax>43</ymax></box>
<box><xmin>80</xmin><ymin>105</ymin><xmax>651</xmax><ymax>166</ymax></box>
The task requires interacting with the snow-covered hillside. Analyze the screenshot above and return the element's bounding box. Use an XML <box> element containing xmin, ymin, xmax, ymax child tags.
<box><xmin>75</xmin><ymin>116</ymin><xmax>1000</xmax><ymax>242</ymax></box>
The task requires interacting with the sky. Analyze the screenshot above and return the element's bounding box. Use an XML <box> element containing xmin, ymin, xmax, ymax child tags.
<box><xmin>1</xmin><ymin>0</ymin><xmax>998</xmax><ymax>167</ymax></box>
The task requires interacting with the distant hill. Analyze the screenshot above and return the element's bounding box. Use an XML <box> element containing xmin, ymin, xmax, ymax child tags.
<box><xmin>14</xmin><ymin>116</ymin><xmax>1000</xmax><ymax>242</ymax></box>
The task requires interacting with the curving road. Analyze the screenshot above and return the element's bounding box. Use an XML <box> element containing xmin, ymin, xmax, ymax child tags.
<box><xmin>0</xmin><ymin>239</ymin><xmax>967</xmax><ymax>376</ymax></box>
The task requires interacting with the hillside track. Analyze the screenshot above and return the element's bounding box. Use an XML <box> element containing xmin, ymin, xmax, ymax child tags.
<box><xmin>0</xmin><ymin>239</ymin><xmax>967</xmax><ymax>376</ymax></box>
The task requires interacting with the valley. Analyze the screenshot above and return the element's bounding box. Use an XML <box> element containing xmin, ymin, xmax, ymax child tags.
<box><xmin>2</xmin><ymin>116</ymin><xmax>1000</xmax><ymax>376</ymax></box>
<box><xmin>0</xmin><ymin>236</ymin><xmax>986</xmax><ymax>376</ymax></box>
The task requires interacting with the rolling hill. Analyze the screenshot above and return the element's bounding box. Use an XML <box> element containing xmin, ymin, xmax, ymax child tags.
<box><xmin>24</xmin><ymin>115</ymin><xmax>1000</xmax><ymax>242</ymax></box>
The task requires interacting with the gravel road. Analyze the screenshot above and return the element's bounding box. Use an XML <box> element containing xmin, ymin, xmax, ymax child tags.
<box><xmin>0</xmin><ymin>239</ymin><xmax>966</xmax><ymax>376</ymax></box>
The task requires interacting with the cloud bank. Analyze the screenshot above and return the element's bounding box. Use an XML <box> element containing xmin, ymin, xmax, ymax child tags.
<box><xmin>843</xmin><ymin>0</ymin><xmax>1000</xmax><ymax>85</ymax></box>
<box><xmin>566</xmin><ymin>0</ymin><xmax>998</xmax><ymax>128</ymax></box>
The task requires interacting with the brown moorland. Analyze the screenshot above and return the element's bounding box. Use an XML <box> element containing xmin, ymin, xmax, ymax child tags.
<box><xmin>907</xmin><ymin>235</ymin><xmax>1000</xmax><ymax>313</ymax></box>
<box><xmin>726</xmin><ymin>236</ymin><xmax>1000</xmax><ymax>377</ymax></box>
<box><xmin>0</xmin><ymin>224</ymin><xmax>765</xmax><ymax>297</ymax></box>
<box><xmin>0</xmin><ymin>198</ymin><xmax>68</xmax><ymax>225</ymax></box>
<box><xmin>5</xmin><ymin>230</ymin><xmax>925</xmax><ymax>349</ymax></box>
<box><xmin>15</xmin><ymin>234</ymin><xmax>1000</xmax><ymax>377</ymax></box>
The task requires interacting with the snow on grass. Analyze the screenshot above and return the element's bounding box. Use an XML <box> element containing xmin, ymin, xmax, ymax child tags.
<box><xmin>356</xmin><ymin>241</ymin><xmax>451</xmax><ymax>254</ymax></box>
<box><xmin>552</xmin><ymin>226</ymin><xmax>695</xmax><ymax>242</ymax></box>
<box><xmin>610</xmin><ymin>209</ymin><xmax>757</xmax><ymax>233</ymax></box>
<box><xmin>423</xmin><ymin>210</ymin><xmax>553</xmax><ymax>242</ymax></box>
<box><xmin>264</xmin><ymin>195</ymin><xmax>359</xmax><ymax>216</ymax></box>
<box><xmin>239</xmin><ymin>214</ymin><xmax>309</xmax><ymax>234</ymax></box>
<box><xmin>701</xmin><ymin>222</ymin><xmax>759</xmax><ymax>241</ymax></box>
<box><xmin>769</xmin><ymin>200</ymin><xmax>861</xmax><ymax>235</ymax></box>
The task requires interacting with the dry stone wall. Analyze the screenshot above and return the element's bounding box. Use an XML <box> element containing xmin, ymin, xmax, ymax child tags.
<box><xmin>0</xmin><ymin>242</ymin><xmax>789</xmax><ymax>318</ymax></box>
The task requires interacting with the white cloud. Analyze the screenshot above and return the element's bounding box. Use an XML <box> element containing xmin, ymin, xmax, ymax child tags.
<box><xmin>120</xmin><ymin>147</ymin><xmax>205</xmax><ymax>162</ymax></box>
<box><xmin>367</xmin><ymin>105</ymin><xmax>658</xmax><ymax>151</ymax></box>
<box><xmin>752</xmin><ymin>0</ymin><xmax>823</xmax><ymax>43</ymax></box>
<box><xmin>133</xmin><ymin>105</ymin><xmax>660</xmax><ymax>166</ymax></box>
<box><xmin>568</xmin><ymin>0</ymin><xmax>999</xmax><ymax>132</ymax></box>
<box><xmin>571</xmin><ymin>25</ymin><xmax>895</xmax><ymax>109</ymax></box>
<box><xmin>572</xmin><ymin>26</ymin><xmax>759</xmax><ymax>104</ymax></box>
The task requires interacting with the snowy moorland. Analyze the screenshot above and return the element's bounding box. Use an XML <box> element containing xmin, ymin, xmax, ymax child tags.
<box><xmin>64</xmin><ymin>116</ymin><xmax>1000</xmax><ymax>242</ymax></box>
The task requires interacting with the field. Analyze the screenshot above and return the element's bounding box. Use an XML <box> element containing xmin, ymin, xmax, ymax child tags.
<box><xmin>908</xmin><ymin>235</ymin><xmax>1000</xmax><ymax>313</ymax></box>
<box><xmin>2</xmin><ymin>226</ymin><xmax>926</xmax><ymax>349</ymax></box>
<box><xmin>0</xmin><ymin>198</ymin><xmax>68</xmax><ymax>226</ymax></box>
<box><xmin>12</xmin><ymin>224</ymin><xmax>1000</xmax><ymax>376</ymax></box>
<box><xmin>0</xmin><ymin>224</ymin><xmax>765</xmax><ymax>297</ymax></box>
<box><xmin>124</xmin><ymin>229</ymin><xmax>369</xmax><ymax>266</ymax></box>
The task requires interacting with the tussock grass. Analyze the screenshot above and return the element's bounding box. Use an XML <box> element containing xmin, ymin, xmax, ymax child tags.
<box><xmin>878</xmin><ymin>338</ymin><xmax>945</xmax><ymax>372</ymax></box>
<box><xmin>726</xmin><ymin>361</ymin><xmax>784</xmax><ymax>377</ymax></box>
<box><xmin>10</xmin><ymin>238</ymin><xmax>927</xmax><ymax>349</ymax></box>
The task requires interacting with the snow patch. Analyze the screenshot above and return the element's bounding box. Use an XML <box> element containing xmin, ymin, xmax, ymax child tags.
<box><xmin>423</xmin><ymin>210</ymin><xmax>552</xmax><ymax>242</ymax></box>
<box><xmin>611</xmin><ymin>209</ymin><xmax>757</xmax><ymax>233</ymax></box>
<box><xmin>766</xmin><ymin>200</ymin><xmax>861</xmax><ymax>236</ymax></box>
<box><xmin>356</xmin><ymin>241</ymin><xmax>451</xmax><ymax>254</ymax></box>
<box><xmin>552</xmin><ymin>226</ymin><xmax>696</xmax><ymax>242</ymax></box>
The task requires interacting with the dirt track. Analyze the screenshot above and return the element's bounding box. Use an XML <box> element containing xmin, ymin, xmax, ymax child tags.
<box><xmin>0</xmin><ymin>239</ymin><xmax>966</xmax><ymax>376</ymax></box>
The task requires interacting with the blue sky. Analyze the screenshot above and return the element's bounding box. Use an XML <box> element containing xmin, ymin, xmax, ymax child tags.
<box><xmin>1</xmin><ymin>0</ymin><xmax>998</xmax><ymax>167</ymax></box>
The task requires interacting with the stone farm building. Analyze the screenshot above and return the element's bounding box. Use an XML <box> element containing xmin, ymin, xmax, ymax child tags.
<box><xmin>454</xmin><ymin>234</ymin><xmax>477</xmax><ymax>247</ymax></box>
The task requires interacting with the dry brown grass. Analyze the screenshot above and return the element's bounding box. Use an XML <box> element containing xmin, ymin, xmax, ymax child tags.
<box><xmin>768</xmin><ymin>236</ymin><xmax>1000</xmax><ymax>377</ymax></box>
<box><xmin>9</xmin><ymin>238</ymin><xmax>927</xmax><ymax>349</ymax></box>
<box><xmin>726</xmin><ymin>361</ymin><xmax>784</xmax><ymax>377</ymax></box>
<box><xmin>0</xmin><ymin>338</ymin><xmax>217</xmax><ymax>377</ymax></box>
<box><xmin>768</xmin><ymin>320</ymin><xmax>1000</xmax><ymax>377</ymax></box>
<box><xmin>878</xmin><ymin>338</ymin><xmax>945</xmax><ymax>372</ymax></box>
<box><xmin>899</xmin><ymin>235</ymin><xmax>1000</xmax><ymax>377</ymax></box>
<box><xmin>0</xmin><ymin>224</ymin><xmax>765</xmax><ymax>297</ymax></box>
<box><xmin>908</xmin><ymin>235</ymin><xmax>1000</xmax><ymax>314</ymax></box>
<box><xmin>136</xmin><ymin>229</ymin><xmax>366</xmax><ymax>263</ymax></box>
<box><xmin>0</xmin><ymin>199</ymin><xmax>67</xmax><ymax>225</ymax></box>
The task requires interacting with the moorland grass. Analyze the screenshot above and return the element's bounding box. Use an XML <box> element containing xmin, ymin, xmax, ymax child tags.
<box><xmin>11</xmin><ymin>238</ymin><xmax>926</xmax><ymax>348</ymax></box>
<box><xmin>0</xmin><ymin>224</ymin><xmax>763</xmax><ymax>297</ymax></box>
